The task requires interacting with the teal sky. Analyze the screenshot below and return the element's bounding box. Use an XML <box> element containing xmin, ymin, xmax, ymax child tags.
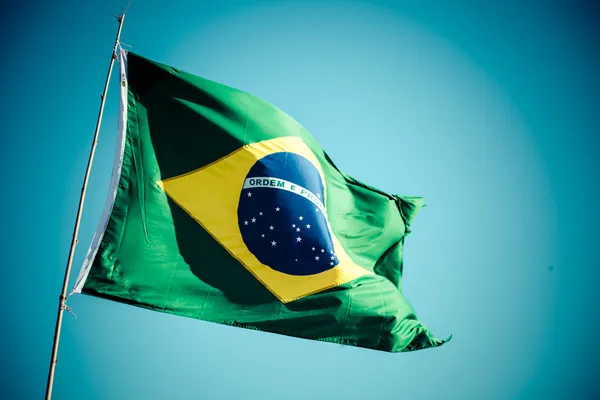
<box><xmin>2</xmin><ymin>1</ymin><xmax>599</xmax><ymax>398</ymax></box>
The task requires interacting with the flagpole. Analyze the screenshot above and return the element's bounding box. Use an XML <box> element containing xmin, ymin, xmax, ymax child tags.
<box><xmin>45</xmin><ymin>7</ymin><xmax>129</xmax><ymax>400</ymax></box>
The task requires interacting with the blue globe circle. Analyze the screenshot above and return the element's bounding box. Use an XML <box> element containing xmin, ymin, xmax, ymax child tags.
<box><xmin>237</xmin><ymin>152</ymin><xmax>339</xmax><ymax>276</ymax></box>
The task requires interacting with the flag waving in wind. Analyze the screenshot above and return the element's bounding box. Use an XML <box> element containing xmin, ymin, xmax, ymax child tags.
<box><xmin>74</xmin><ymin>49</ymin><xmax>447</xmax><ymax>352</ymax></box>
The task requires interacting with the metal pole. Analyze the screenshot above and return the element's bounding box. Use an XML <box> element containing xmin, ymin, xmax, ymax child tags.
<box><xmin>45</xmin><ymin>9</ymin><xmax>128</xmax><ymax>400</ymax></box>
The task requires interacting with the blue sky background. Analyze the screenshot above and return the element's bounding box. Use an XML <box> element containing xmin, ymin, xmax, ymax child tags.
<box><xmin>1</xmin><ymin>1</ymin><xmax>599</xmax><ymax>398</ymax></box>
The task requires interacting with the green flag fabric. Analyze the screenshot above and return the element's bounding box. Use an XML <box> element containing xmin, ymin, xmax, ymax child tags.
<box><xmin>74</xmin><ymin>49</ymin><xmax>446</xmax><ymax>352</ymax></box>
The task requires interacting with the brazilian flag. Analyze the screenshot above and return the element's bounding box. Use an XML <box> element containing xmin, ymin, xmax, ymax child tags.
<box><xmin>74</xmin><ymin>49</ymin><xmax>447</xmax><ymax>352</ymax></box>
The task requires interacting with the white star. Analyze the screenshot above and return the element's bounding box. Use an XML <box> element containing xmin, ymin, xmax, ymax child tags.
<box><xmin>275</xmin><ymin>207</ymin><xmax>280</xmax><ymax>212</ymax></box>
<box><xmin>259</xmin><ymin>212</ymin><xmax>263</xmax><ymax>216</ymax></box>
<box><xmin>316</xmin><ymin>208</ymin><xmax>319</xmax><ymax>212</ymax></box>
<box><xmin>244</xmin><ymin>220</ymin><xmax>248</xmax><ymax>225</ymax></box>
<box><xmin>296</xmin><ymin>237</ymin><xmax>302</xmax><ymax>242</ymax></box>
<box><xmin>330</xmin><ymin>255</ymin><xmax>335</xmax><ymax>260</ymax></box>
<box><xmin>269</xmin><ymin>225</ymin><xmax>274</xmax><ymax>230</ymax></box>
<box><xmin>311</xmin><ymin>247</ymin><xmax>315</xmax><ymax>251</ymax></box>
<box><xmin>292</xmin><ymin>224</ymin><xmax>296</xmax><ymax>228</ymax></box>
<box><xmin>330</xmin><ymin>262</ymin><xmax>334</xmax><ymax>266</ymax></box>
<box><xmin>295</xmin><ymin>259</ymin><xmax>298</xmax><ymax>262</ymax></box>
<box><xmin>261</xmin><ymin>234</ymin><xmax>265</xmax><ymax>238</ymax></box>
<box><xmin>296</xmin><ymin>227</ymin><xmax>300</xmax><ymax>232</ymax></box>
<box><xmin>299</xmin><ymin>216</ymin><xmax>304</xmax><ymax>221</ymax></box>
<box><xmin>306</xmin><ymin>224</ymin><xmax>311</xmax><ymax>229</ymax></box>
<box><xmin>251</xmin><ymin>218</ymin><xmax>256</xmax><ymax>223</ymax></box>
<box><xmin>271</xmin><ymin>241</ymin><xmax>277</xmax><ymax>246</ymax></box>
<box><xmin>330</xmin><ymin>250</ymin><xmax>333</xmax><ymax>254</ymax></box>
<box><xmin>315</xmin><ymin>256</ymin><xmax>320</xmax><ymax>261</ymax></box>
<box><xmin>247</xmin><ymin>192</ymin><xmax>252</xmax><ymax>197</ymax></box>
<box><xmin>321</xmin><ymin>249</ymin><xmax>325</xmax><ymax>253</ymax></box>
